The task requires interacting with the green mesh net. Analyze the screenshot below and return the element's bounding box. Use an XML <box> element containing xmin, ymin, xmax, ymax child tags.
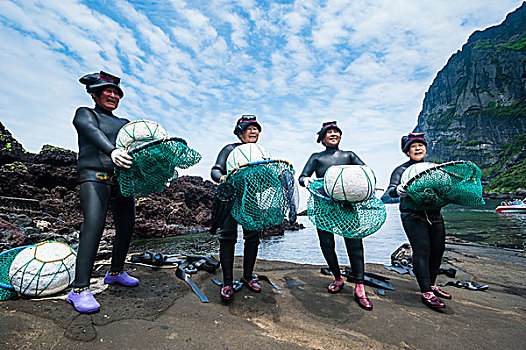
<box><xmin>116</xmin><ymin>137</ymin><xmax>202</xmax><ymax>197</ymax></box>
<box><xmin>0</xmin><ymin>246</ymin><xmax>26</xmax><ymax>300</ymax></box>
<box><xmin>403</xmin><ymin>161</ymin><xmax>485</xmax><ymax>210</ymax></box>
<box><xmin>228</xmin><ymin>160</ymin><xmax>297</xmax><ymax>231</ymax></box>
<box><xmin>307</xmin><ymin>180</ymin><xmax>386</xmax><ymax>239</ymax></box>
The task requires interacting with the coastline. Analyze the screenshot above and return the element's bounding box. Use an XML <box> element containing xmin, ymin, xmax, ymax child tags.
<box><xmin>1</xmin><ymin>242</ymin><xmax>524</xmax><ymax>349</ymax></box>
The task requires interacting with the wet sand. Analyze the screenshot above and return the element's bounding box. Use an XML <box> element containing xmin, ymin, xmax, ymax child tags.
<box><xmin>1</xmin><ymin>242</ymin><xmax>525</xmax><ymax>350</ymax></box>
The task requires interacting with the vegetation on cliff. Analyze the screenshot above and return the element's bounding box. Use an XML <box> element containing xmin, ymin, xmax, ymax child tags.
<box><xmin>484</xmin><ymin>134</ymin><xmax>526</xmax><ymax>192</ymax></box>
<box><xmin>473</xmin><ymin>34</ymin><xmax>526</xmax><ymax>51</ymax></box>
<box><xmin>414</xmin><ymin>3</ymin><xmax>526</xmax><ymax>193</ymax></box>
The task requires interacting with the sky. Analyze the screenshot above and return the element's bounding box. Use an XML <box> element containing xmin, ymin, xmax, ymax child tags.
<box><xmin>0</xmin><ymin>0</ymin><xmax>523</xmax><ymax>193</ymax></box>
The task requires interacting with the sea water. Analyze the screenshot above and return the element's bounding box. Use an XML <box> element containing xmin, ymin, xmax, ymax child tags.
<box><xmin>131</xmin><ymin>200</ymin><xmax>526</xmax><ymax>264</ymax></box>
<box><xmin>441</xmin><ymin>199</ymin><xmax>526</xmax><ymax>249</ymax></box>
<box><xmin>248</xmin><ymin>204</ymin><xmax>406</xmax><ymax>266</ymax></box>
<box><xmin>244</xmin><ymin>200</ymin><xmax>526</xmax><ymax>265</ymax></box>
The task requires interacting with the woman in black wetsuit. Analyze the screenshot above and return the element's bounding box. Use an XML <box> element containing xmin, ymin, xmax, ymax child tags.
<box><xmin>210</xmin><ymin>115</ymin><xmax>264</xmax><ymax>301</ymax></box>
<box><xmin>66</xmin><ymin>71</ymin><xmax>139</xmax><ymax>314</ymax></box>
<box><xmin>299</xmin><ymin>121</ymin><xmax>373</xmax><ymax>310</ymax></box>
<box><xmin>387</xmin><ymin>132</ymin><xmax>451</xmax><ymax>309</ymax></box>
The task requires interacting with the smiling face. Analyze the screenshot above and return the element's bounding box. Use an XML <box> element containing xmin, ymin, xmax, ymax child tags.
<box><xmin>93</xmin><ymin>86</ymin><xmax>120</xmax><ymax>111</ymax></box>
<box><xmin>407</xmin><ymin>142</ymin><xmax>426</xmax><ymax>161</ymax></box>
<box><xmin>240</xmin><ymin>125</ymin><xmax>260</xmax><ymax>143</ymax></box>
<box><xmin>323</xmin><ymin>128</ymin><xmax>341</xmax><ymax>147</ymax></box>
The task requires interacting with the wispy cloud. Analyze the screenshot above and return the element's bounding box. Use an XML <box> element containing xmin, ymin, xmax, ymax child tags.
<box><xmin>0</xmin><ymin>0</ymin><xmax>522</xmax><ymax>190</ymax></box>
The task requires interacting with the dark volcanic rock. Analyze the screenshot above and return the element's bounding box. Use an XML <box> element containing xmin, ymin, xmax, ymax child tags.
<box><xmin>0</xmin><ymin>217</ymin><xmax>25</xmax><ymax>248</ymax></box>
<box><xmin>262</xmin><ymin>220</ymin><xmax>305</xmax><ymax>236</ymax></box>
<box><xmin>0</xmin><ymin>121</ymin><xmax>305</xmax><ymax>251</ymax></box>
<box><xmin>0</xmin><ymin>122</ymin><xmax>35</xmax><ymax>164</ymax></box>
<box><xmin>34</xmin><ymin>144</ymin><xmax>77</xmax><ymax>166</ymax></box>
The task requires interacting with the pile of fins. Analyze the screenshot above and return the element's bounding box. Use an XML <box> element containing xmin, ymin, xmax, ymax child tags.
<box><xmin>130</xmin><ymin>251</ymin><xmax>220</xmax><ymax>303</ymax></box>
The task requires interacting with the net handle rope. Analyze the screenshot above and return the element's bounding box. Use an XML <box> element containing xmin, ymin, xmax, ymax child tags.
<box><xmin>127</xmin><ymin>136</ymin><xmax>188</xmax><ymax>155</ymax></box>
<box><xmin>402</xmin><ymin>160</ymin><xmax>471</xmax><ymax>190</ymax></box>
<box><xmin>224</xmin><ymin>159</ymin><xmax>293</xmax><ymax>182</ymax></box>
<box><xmin>307</xmin><ymin>179</ymin><xmax>331</xmax><ymax>201</ymax></box>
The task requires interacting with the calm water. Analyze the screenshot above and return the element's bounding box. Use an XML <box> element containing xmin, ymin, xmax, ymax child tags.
<box><xmin>247</xmin><ymin>200</ymin><xmax>526</xmax><ymax>265</ymax></box>
<box><xmin>132</xmin><ymin>200</ymin><xmax>526</xmax><ymax>266</ymax></box>
<box><xmin>251</xmin><ymin>204</ymin><xmax>406</xmax><ymax>266</ymax></box>
<box><xmin>441</xmin><ymin>199</ymin><xmax>526</xmax><ymax>249</ymax></box>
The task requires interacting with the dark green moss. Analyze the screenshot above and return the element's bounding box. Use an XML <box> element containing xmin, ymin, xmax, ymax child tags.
<box><xmin>428</xmin><ymin>107</ymin><xmax>456</xmax><ymax>131</ymax></box>
<box><xmin>487</xmin><ymin>158</ymin><xmax>526</xmax><ymax>192</ymax></box>
<box><xmin>465</xmin><ymin>139</ymin><xmax>483</xmax><ymax>146</ymax></box>
<box><xmin>1</xmin><ymin>161</ymin><xmax>28</xmax><ymax>173</ymax></box>
<box><xmin>442</xmin><ymin>138</ymin><xmax>461</xmax><ymax>146</ymax></box>
<box><xmin>473</xmin><ymin>36</ymin><xmax>526</xmax><ymax>52</ymax></box>
<box><xmin>496</xmin><ymin>35</ymin><xmax>526</xmax><ymax>52</ymax></box>
<box><xmin>469</xmin><ymin>101</ymin><xmax>526</xmax><ymax>119</ymax></box>
<box><xmin>484</xmin><ymin>133</ymin><xmax>526</xmax><ymax>192</ymax></box>
<box><xmin>473</xmin><ymin>41</ymin><xmax>493</xmax><ymax>50</ymax></box>
<box><xmin>1</xmin><ymin>142</ymin><xmax>12</xmax><ymax>151</ymax></box>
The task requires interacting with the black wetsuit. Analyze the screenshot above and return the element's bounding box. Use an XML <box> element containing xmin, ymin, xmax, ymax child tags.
<box><xmin>388</xmin><ymin>159</ymin><xmax>445</xmax><ymax>293</ymax></box>
<box><xmin>72</xmin><ymin>105</ymin><xmax>135</xmax><ymax>288</ymax></box>
<box><xmin>299</xmin><ymin>146</ymin><xmax>366</xmax><ymax>283</ymax></box>
<box><xmin>211</xmin><ymin>143</ymin><xmax>260</xmax><ymax>287</ymax></box>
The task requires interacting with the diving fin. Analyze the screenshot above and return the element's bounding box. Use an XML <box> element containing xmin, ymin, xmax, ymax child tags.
<box><xmin>255</xmin><ymin>274</ymin><xmax>282</xmax><ymax>290</ymax></box>
<box><xmin>321</xmin><ymin>267</ymin><xmax>395</xmax><ymax>291</ymax></box>
<box><xmin>439</xmin><ymin>280</ymin><xmax>488</xmax><ymax>291</ymax></box>
<box><xmin>211</xmin><ymin>278</ymin><xmax>243</xmax><ymax>292</ymax></box>
<box><xmin>130</xmin><ymin>251</ymin><xmax>167</xmax><ymax>266</ymax></box>
<box><xmin>175</xmin><ymin>267</ymin><xmax>209</xmax><ymax>302</ymax></box>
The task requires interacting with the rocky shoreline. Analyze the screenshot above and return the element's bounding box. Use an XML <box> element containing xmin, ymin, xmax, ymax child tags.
<box><xmin>0</xmin><ymin>121</ymin><xmax>303</xmax><ymax>254</ymax></box>
<box><xmin>2</xmin><ymin>120</ymin><xmax>524</xmax><ymax>255</ymax></box>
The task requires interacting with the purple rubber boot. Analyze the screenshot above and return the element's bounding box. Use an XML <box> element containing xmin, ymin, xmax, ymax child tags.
<box><xmin>104</xmin><ymin>271</ymin><xmax>139</xmax><ymax>287</ymax></box>
<box><xmin>66</xmin><ymin>289</ymin><xmax>100</xmax><ymax>314</ymax></box>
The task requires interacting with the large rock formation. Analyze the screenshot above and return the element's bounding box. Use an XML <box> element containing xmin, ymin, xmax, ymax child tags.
<box><xmin>414</xmin><ymin>3</ymin><xmax>526</xmax><ymax>193</ymax></box>
<box><xmin>0</xmin><ymin>122</ymin><xmax>303</xmax><ymax>250</ymax></box>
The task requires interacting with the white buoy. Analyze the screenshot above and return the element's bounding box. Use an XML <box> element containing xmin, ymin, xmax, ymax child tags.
<box><xmin>323</xmin><ymin>165</ymin><xmax>376</xmax><ymax>202</ymax></box>
<box><xmin>9</xmin><ymin>241</ymin><xmax>76</xmax><ymax>297</ymax></box>
<box><xmin>226</xmin><ymin>143</ymin><xmax>271</xmax><ymax>172</ymax></box>
<box><xmin>400</xmin><ymin>162</ymin><xmax>438</xmax><ymax>186</ymax></box>
<box><xmin>116</xmin><ymin>120</ymin><xmax>169</xmax><ymax>152</ymax></box>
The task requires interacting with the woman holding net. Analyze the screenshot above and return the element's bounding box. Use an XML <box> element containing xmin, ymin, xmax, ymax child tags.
<box><xmin>387</xmin><ymin>133</ymin><xmax>450</xmax><ymax>309</ymax></box>
<box><xmin>210</xmin><ymin>115</ymin><xmax>265</xmax><ymax>301</ymax></box>
<box><xmin>66</xmin><ymin>71</ymin><xmax>139</xmax><ymax>314</ymax></box>
<box><xmin>298</xmin><ymin>121</ymin><xmax>373</xmax><ymax>311</ymax></box>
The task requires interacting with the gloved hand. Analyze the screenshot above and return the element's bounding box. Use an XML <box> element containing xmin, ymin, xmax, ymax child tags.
<box><xmin>111</xmin><ymin>148</ymin><xmax>132</xmax><ymax>169</ymax></box>
<box><xmin>396</xmin><ymin>184</ymin><xmax>407</xmax><ymax>198</ymax></box>
<box><xmin>302</xmin><ymin>177</ymin><xmax>314</xmax><ymax>186</ymax></box>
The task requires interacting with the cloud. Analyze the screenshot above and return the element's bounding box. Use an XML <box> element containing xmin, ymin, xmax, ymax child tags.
<box><xmin>0</xmin><ymin>0</ymin><xmax>523</xmax><ymax>192</ymax></box>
